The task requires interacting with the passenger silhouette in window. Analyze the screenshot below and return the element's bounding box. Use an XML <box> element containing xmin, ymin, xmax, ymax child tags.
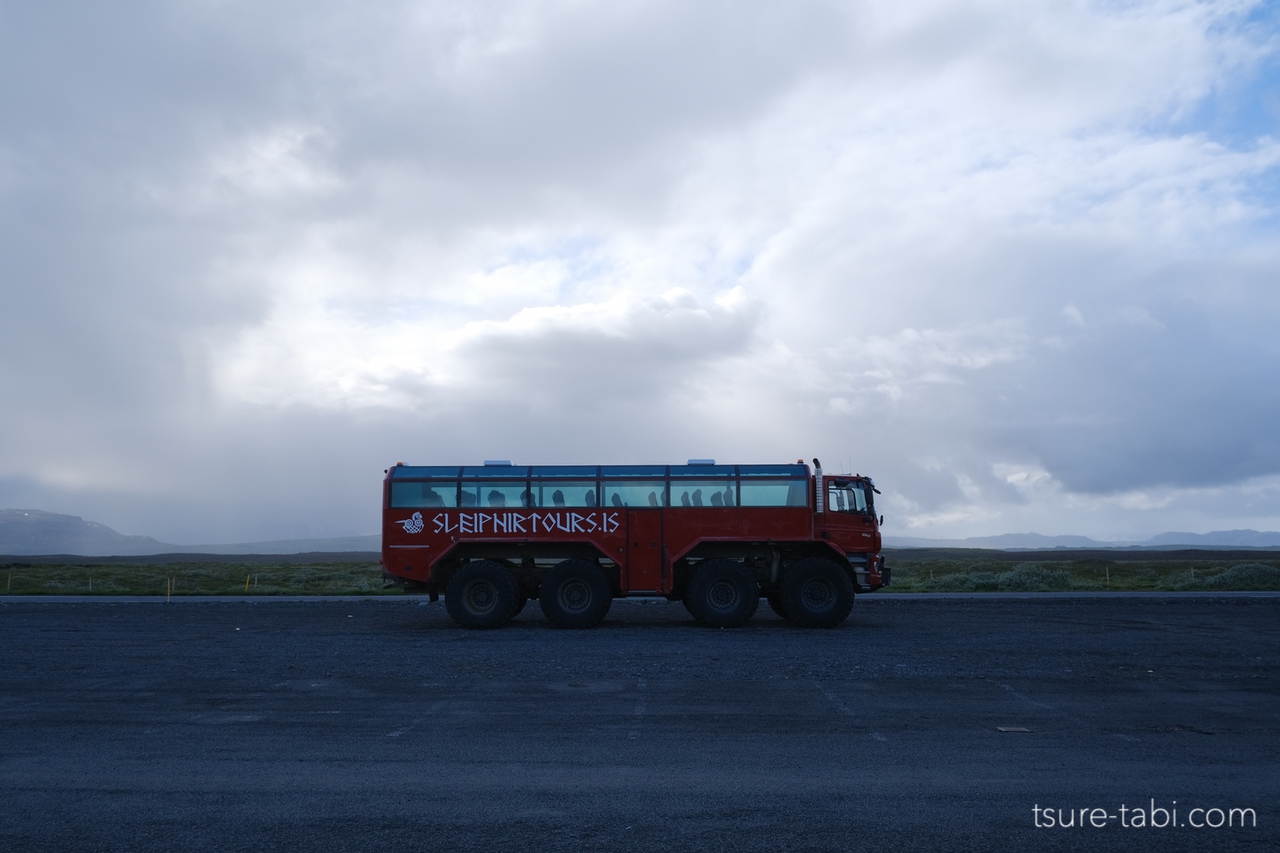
<box><xmin>723</xmin><ymin>487</ymin><xmax>734</xmax><ymax>506</ymax></box>
<box><xmin>487</xmin><ymin>490</ymin><xmax>506</xmax><ymax>507</ymax></box>
<box><xmin>612</xmin><ymin>494</ymin><xmax>624</xmax><ymax>507</ymax></box>
<box><xmin>421</xmin><ymin>486</ymin><xmax>445</xmax><ymax>507</ymax></box>
<box><xmin>585</xmin><ymin>490</ymin><xmax>597</xmax><ymax>507</ymax></box>
<box><xmin>680</xmin><ymin>491</ymin><xmax>691</xmax><ymax>507</ymax></box>
<box><xmin>460</xmin><ymin>492</ymin><xmax>477</xmax><ymax>506</ymax></box>
<box><xmin>692</xmin><ymin>489</ymin><xmax>703</xmax><ymax>506</ymax></box>
<box><xmin>552</xmin><ymin>490</ymin><xmax>566</xmax><ymax>508</ymax></box>
<box><xmin>710</xmin><ymin>492</ymin><xmax>723</xmax><ymax>506</ymax></box>
<box><xmin>648</xmin><ymin>492</ymin><xmax>659</xmax><ymax>507</ymax></box>
<box><xmin>521</xmin><ymin>490</ymin><xmax>533</xmax><ymax>508</ymax></box>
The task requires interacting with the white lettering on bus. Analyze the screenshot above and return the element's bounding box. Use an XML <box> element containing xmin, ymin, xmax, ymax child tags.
<box><xmin>426</xmin><ymin>511</ymin><xmax>621</xmax><ymax>536</ymax></box>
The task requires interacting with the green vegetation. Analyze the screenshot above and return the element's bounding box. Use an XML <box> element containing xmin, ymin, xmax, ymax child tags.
<box><xmin>884</xmin><ymin>551</ymin><xmax>1280</xmax><ymax>592</ymax></box>
<box><xmin>5</xmin><ymin>551</ymin><xmax>1280</xmax><ymax>596</ymax></box>
<box><xmin>0</xmin><ymin>560</ymin><xmax>388</xmax><ymax>596</ymax></box>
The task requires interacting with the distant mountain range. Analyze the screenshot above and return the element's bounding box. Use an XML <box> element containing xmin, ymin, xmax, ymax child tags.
<box><xmin>0</xmin><ymin>509</ymin><xmax>378</xmax><ymax>556</ymax></box>
<box><xmin>885</xmin><ymin>530</ymin><xmax>1280</xmax><ymax>549</ymax></box>
<box><xmin>3</xmin><ymin>508</ymin><xmax>1279</xmax><ymax>556</ymax></box>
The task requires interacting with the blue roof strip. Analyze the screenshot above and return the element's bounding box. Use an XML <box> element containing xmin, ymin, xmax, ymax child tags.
<box><xmin>669</xmin><ymin>465</ymin><xmax>735</xmax><ymax>477</ymax></box>
<box><xmin>389</xmin><ymin>466</ymin><xmax>461</xmax><ymax>478</ymax></box>
<box><xmin>461</xmin><ymin>466</ymin><xmax>529</xmax><ymax>478</ymax></box>
<box><xmin>391</xmin><ymin>464</ymin><xmax>810</xmax><ymax>479</ymax></box>
<box><xmin>600</xmin><ymin>465</ymin><xmax>666</xmax><ymax>477</ymax></box>
<box><xmin>738</xmin><ymin>464</ymin><xmax>809</xmax><ymax>477</ymax></box>
<box><xmin>529</xmin><ymin>466</ymin><xmax>600</xmax><ymax>478</ymax></box>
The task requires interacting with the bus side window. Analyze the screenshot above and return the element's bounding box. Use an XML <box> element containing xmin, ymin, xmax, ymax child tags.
<box><xmin>601</xmin><ymin>481</ymin><xmax>667</xmax><ymax>507</ymax></box>
<box><xmin>390</xmin><ymin>481</ymin><xmax>458</xmax><ymax>508</ymax></box>
<box><xmin>740</xmin><ymin>480</ymin><xmax>808</xmax><ymax>507</ymax></box>
<box><xmin>536</xmin><ymin>481</ymin><xmax>596</xmax><ymax>507</ymax></box>
<box><xmin>672</xmin><ymin>480</ymin><xmax>730</xmax><ymax>508</ymax></box>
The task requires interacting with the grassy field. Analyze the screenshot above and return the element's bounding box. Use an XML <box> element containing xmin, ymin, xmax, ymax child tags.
<box><xmin>883</xmin><ymin>548</ymin><xmax>1280</xmax><ymax>592</ymax></box>
<box><xmin>4</xmin><ymin>549</ymin><xmax>1280</xmax><ymax>596</ymax></box>
<box><xmin>0</xmin><ymin>559</ymin><xmax>388</xmax><ymax>596</ymax></box>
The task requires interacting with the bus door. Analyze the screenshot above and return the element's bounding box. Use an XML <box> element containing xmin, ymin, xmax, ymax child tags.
<box><xmin>626</xmin><ymin>510</ymin><xmax>663</xmax><ymax>593</ymax></box>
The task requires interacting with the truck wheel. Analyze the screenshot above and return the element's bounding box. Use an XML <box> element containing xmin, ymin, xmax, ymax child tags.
<box><xmin>780</xmin><ymin>558</ymin><xmax>854</xmax><ymax>628</ymax></box>
<box><xmin>539</xmin><ymin>559</ymin><xmax>613</xmax><ymax>628</ymax></box>
<box><xmin>683</xmin><ymin>559</ymin><xmax>760</xmax><ymax>628</ymax></box>
<box><xmin>445</xmin><ymin>560</ymin><xmax>519</xmax><ymax>629</ymax></box>
<box><xmin>766</xmin><ymin>589</ymin><xmax>790</xmax><ymax>621</ymax></box>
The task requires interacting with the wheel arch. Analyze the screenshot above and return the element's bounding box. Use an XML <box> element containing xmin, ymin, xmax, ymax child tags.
<box><xmin>430</xmin><ymin>541</ymin><xmax>621</xmax><ymax>596</ymax></box>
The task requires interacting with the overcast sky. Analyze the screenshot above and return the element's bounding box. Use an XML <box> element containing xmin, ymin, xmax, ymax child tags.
<box><xmin>2</xmin><ymin>0</ymin><xmax>1279</xmax><ymax>544</ymax></box>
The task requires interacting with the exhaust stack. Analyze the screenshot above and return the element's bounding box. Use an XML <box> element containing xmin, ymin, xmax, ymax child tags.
<box><xmin>813</xmin><ymin>457</ymin><xmax>824</xmax><ymax>514</ymax></box>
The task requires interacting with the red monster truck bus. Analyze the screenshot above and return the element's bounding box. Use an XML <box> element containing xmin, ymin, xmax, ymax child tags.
<box><xmin>381</xmin><ymin>459</ymin><xmax>887</xmax><ymax>629</ymax></box>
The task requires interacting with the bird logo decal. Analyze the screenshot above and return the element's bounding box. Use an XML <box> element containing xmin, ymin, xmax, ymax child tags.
<box><xmin>397</xmin><ymin>511</ymin><xmax>425</xmax><ymax>534</ymax></box>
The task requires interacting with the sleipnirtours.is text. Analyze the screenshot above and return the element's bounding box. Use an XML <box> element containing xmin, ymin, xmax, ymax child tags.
<box><xmin>381</xmin><ymin>459</ymin><xmax>887</xmax><ymax>629</ymax></box>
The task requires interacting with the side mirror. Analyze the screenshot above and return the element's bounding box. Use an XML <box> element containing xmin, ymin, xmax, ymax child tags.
<box><xmin>879</xmin><ymin>515</ymin><xmax>884</xmax><ymax>525</ymax></box>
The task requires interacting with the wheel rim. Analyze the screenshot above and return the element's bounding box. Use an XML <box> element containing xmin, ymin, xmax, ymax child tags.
<box><xmin>559</xmin><ymin>579</ymin><xmax>593</xmax><ymax>612</ymax></box>
<box><xmin>707</xmin><ymin>578</ymin><xmax>739</xmax><ymax>611</ymax></box>
<box><xmin>800</xmin><ymin>577</ymin><xmax>835</xmax><ymax>612</ymax></box>
<box><xmin>464</xmin><ymin>580</ymin><xmax>498</xmax><ymax>615</ymax></box>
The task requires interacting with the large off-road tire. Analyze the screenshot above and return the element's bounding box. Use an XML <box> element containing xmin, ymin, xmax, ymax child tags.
<box><xmin>779</xmin><ymin>557</ymin><xmax>855</xmax><ymax>628</ymax></box>
<box><xmin>445</xmin><ymin>560</ymin><xmax>520</xmax><ymax>629</ymax></box>
<box><xmin>683</xmin><ymin>559</ymin><xmax>759</xmax><ymax>628</ymax></box>
<box><xmin>539</xmin><ymin>559</ymin><xmax>613</xmax><ymax>628</ymax></box>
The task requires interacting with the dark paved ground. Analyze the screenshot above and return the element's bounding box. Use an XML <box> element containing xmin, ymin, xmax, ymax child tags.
<box><xmin>1</xmin><ymin>596</ymin><xmax>1277</xmax><ymax>852</ymax></box>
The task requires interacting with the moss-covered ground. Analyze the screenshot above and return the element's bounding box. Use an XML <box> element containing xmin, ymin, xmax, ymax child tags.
<box><xmin>0</xmin><ymin>559</ymin><xmax>387</xmax><ymax>596</ymax></box>
<box><xmin>883</xmin><ymin>548</ymin><xmax>1280</xmax><ymax>592</ymax></box>
<box><xmin>5</xmin><ymin>549</ymin><xmax>1280</xmax><ymax>596</ymax></box>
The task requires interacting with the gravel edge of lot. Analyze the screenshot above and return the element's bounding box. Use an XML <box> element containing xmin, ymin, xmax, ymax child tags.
<box><xmin>2</xmin><ymin>590</ymin><xmax>1280</xmax><ymax>603</ymax></box>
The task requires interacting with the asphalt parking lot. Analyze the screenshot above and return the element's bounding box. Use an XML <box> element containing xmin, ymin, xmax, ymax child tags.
<box><xmin>1</xmin><ymin>595</ymin><xmax>1277</xmax><ymax>852</ymax></box>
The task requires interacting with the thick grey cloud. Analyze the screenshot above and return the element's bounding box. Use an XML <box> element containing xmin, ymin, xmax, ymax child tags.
<box><xmin>1</xmin><ymin>0</ymin><xmax>1278</xmax><ymax>542</ymax></box>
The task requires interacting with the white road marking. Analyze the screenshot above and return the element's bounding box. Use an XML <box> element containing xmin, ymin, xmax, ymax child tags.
<box><xmin>815</xmin><ymin>681</ymin><xmax>856</xmax><ymax>718</ymax></box>
<box><xmin>388</xmin><ymin>700</ymin><xmax>446</xmax><ymax>737</ymax></box>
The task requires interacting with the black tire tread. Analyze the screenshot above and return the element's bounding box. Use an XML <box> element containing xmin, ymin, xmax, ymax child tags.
<box><xmin>539</xmin><ymin>559</ymin><xmax>613</xmax><ymax>629</ymax></box>
<box><xmin>445</xmin><ymin>560</ymin><xmax>519</xmax><ymax>629</ymax></box>
<box><xmin>683</xmin><ymin>558</ymin><xmax>760</xmax><ymax>628</ymax></box>
<box><xmin>779</xmin><ymin>557</ymin><xmax>854</xmax><ymax>629</ymax></box>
